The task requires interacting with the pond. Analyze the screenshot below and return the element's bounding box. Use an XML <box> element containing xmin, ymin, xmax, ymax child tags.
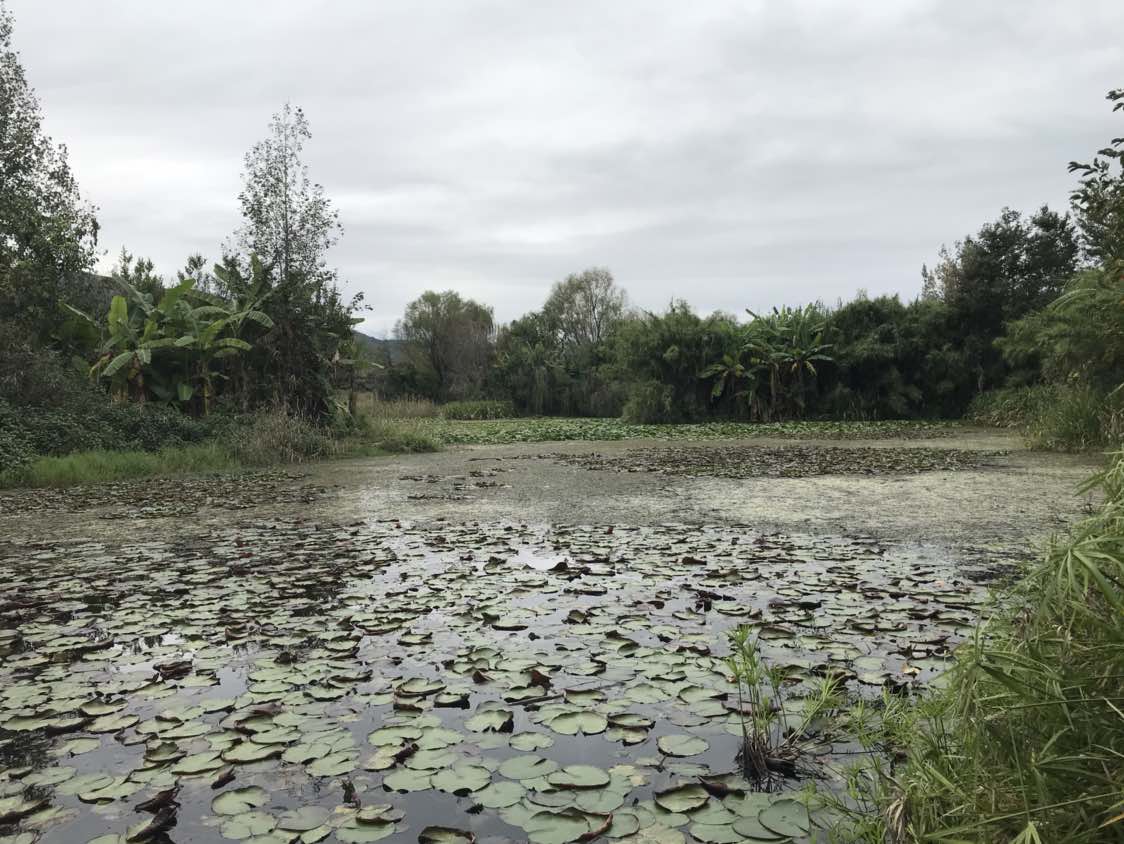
<box><xmin>0</xmin><ymin>516</ymin><xmax>1002</xmax><ymax>843</ymax></box>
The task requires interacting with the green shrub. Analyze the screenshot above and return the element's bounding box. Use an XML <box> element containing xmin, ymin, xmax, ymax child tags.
<box><xmin>0</xmin><ymin>400</ymin><xmax>35</xmax><ymax>474</ymax></box>
<box><xmin>439</xmin><ymin>400</ymin><xmax>516</xmax><ymax>420</ymax></box>
<box><xmin>968</xmin><ymin>385</ymin><xmax>1056</xmax><ymax>429</ymax></box>
<box><xmin>1027</xmin><ymin>385</ymin><xmax>1118</xmax><ymax>451</ymax></box>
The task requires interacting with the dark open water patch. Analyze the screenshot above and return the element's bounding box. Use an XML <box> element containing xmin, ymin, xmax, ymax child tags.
<box><xmin>0</xmin><ymin>519</ymin><xmax>1003</xmax><ymax>843</ymax></box>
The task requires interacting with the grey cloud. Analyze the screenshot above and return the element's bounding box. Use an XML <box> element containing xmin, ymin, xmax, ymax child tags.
<box><xmin>8</xmin><ymin>0</ymin><xmax>1123</xmax><ymax>336</ymax></box>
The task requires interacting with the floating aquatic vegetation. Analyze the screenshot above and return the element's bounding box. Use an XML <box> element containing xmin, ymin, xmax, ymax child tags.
<box><xmin>427</xmin><ymin>418</ymin><xmax>961</xmax><ymax>447</ymax></box>
<box><xmin>0</xmin><ymin>518</ymin><xmax>1001</xmax><ymax>842</ymax></box>
<box><xmin>0</xmin><ymin>471</ymin><xmax>335</xmax><ymax>519</ymax></box>
<box><xmin>545</xmin><ymin>445</ymin><xmax>1005</xmax><ymax>479</ymax></box>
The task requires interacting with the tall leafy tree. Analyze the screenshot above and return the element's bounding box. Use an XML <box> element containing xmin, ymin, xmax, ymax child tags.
<box><xmin>0</xmin><ymin>2</ymin><xmax>99</xmax><ymax>344</ymax></box>
<box><xmin>542</xmin><ymin>267</ymin><xmax>626</xmax><ymax>352</ymax></box>
<box><xmin>1068</xmin><ymin>87</ymin><xmax>1124</xmax><ymax>272</ymax></box>
<box><xmin>230</xmin><ymin>103</ymin><xmax>357</xmax><ymax>414</ymax></box>
<box><xmin>922</xmin><ymin>206</ymin><xmax>1080</xmax><ymax>392</ymax></box>
<box><xmin>235</xmin><ymin>103</ymin><xmax>340</xmax><ymax>288</ymax></box>
<box><xmin>395</xmin><ymin>290</ymin><xmax>495</xmax><ymax>401</ymax></box>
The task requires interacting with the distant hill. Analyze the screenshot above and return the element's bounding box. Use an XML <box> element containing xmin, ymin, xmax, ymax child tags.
<box><xmin>353</xmin><ymin>331</ymin><xmax>407</xmax><ymax>364</ymax></box>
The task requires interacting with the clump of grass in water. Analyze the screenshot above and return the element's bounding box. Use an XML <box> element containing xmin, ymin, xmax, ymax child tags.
<box><xmin>725</xmin><ymin>625</ymin><xmax>843</xmax><ymax>787</ymax></box>
<box><xmin>829</xmin><ymin>451</ymin><xmax>1124</xmax><ymax>842</ymax></box>
<box><xmin>354</xmin><ymin>395</ymin><xmax>439</xmax><ymax>420</ymax></box>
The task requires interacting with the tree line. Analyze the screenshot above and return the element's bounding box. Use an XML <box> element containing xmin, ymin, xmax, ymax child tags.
<box><xmin>2</xmin><ymin>0</ymin><xmax>1121</xmax><ymax>460</ymax></box>
<box><xmin>376</xmin><ymin>115</ymin><xmax>1121</xmax><ymax>441</ymax></box>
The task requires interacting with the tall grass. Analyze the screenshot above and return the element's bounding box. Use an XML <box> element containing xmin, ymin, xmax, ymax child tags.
<box><xmin>224</xmin><ymin>410</ymin><xmax>339</xmax><ymax>465</ymax></box>
<box><xmin>0</xmin><ymin>443</ymin><xmax>238</xmax><ymax>488</ymax></box>
<box><xmin>0</xmin><ymin>410</ymin><xmax>363</xmax><ymax>488</ymax></box>
<box><xmin>350</xmin><ymin>394</ymin><xmax>438</xmax><ymax>420</ymax></box>
<box><xmin>356</xmin><ymin>416</ymin><xmax>441</xmax><ymax>453</ymax></box>
<box><xmin>970</xmin><ymin>385</ymin><xmax>1124</xmax><ymax>452</ymax></box>
<box><xmin>868</xmin><ymin>451</ymin><xmax>1124</xmax><ymax>842</ymax></box>
<box><xmin>439</xmin><ymin>399</ymin><xmax>516</xmax><ymax>420</ymax></box>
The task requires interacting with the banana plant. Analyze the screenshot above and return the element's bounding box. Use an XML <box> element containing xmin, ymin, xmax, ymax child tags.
<box><xmin>184</xmin><ymin>256</ymin><xmax>276</xmax><ymax>412</ymax></box>
<box><xmin>743</xmin><ymin>305</ymin><xmax>833</xmax><ymax>419</ymax></box>
<box><xmin>67</xmin><ymin>267</ymin><xmax>272</xmax><ymax>413</ymax></box>
<box><xmin>87</xmin><ymin>279</ymin><xmax>195</xmax><ymax>403</ymax></box>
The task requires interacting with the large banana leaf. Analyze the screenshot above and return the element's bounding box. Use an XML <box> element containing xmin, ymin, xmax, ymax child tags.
<box><xmin>102</xmin><ymin>350</ymin><xmax>137</xmax><ymax>378</ymax></box>
<box><xmin>214</xmin><ymin>337</ymin><xmax>252</xmax><ymax>351</ymax></box>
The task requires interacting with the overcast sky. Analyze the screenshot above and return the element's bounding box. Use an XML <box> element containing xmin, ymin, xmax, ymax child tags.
<box><xmin>9</xmin><ymin>1</ymin><xmax>1123</xmax><ymax>335</ymax></box>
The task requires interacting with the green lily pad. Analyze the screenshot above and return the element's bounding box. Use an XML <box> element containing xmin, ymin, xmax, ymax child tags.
<box><xmin>510</xmin><ymin>732</ymin><xmax>554</xmax><ymax>751</ymax></box>
<box><xmin>475</xmin><ymin>780</ymin><xmax>525</xmax><ymax>808</ymax></box>
<box><xmin>212</xmin><ymin>786</ymin><xmax>269</xmax><ymax>816</ymax></box>
<box><xmin>336</xmin><ymin>819</ymin><xmax>395</xmax><ymax>843</ymax></box>
<box><xmin>657</xmin><ymin>734</ymin><xmax>709</xmax><ymax>757</ymax></box>
<box><xmin>730</xmin><ymin>815</ymin><xmax>789</xmax><ymax>841</ymax></box>
<box><xmin>465</xmin><ymin>706</ymin><xmax>513</xmax><ymax>733</ymax></box>
<box><xmin>382</xmin><ymin>768</ymin><xmax>433</xmax><ymax>792</ymax></box>
<box><xmin>306</xmin><ymin>751</ymin><xmax>357</xmax><ymax>777</ymax></box>
<box><xmin>498</xmin><ymin>755</ymin><xmax>560</xmax><ymax>780</ymax></box>
<box><xmin>0</xmin><ymin>795</ymin><xmax>48</xmax><ymax>823</ymax></box>
<box><xmin>222</xmin><ymin>742</ymin><xmax>283</xmax><ymax>764</ymax></box>
<box><xmin>546</xmin><ymin>765</ymin><xmax>610</xmax><ymax>789</ymax></box>
<box><xmin>688</xmin><ymin>823</ymin><xmax>744</xmax><ymax>843</ymax></box>
<box><xmin>418</xmin><ymin>827</ymin><xmax>476</xmax><ymax>843</ymax></box>
<box><xmin>523</xmin><ymin>809</ymin><xmax>594</xmax><ymax>844</ymax></box>
<box><xmin>432</xmin><ymin>763</ymin><xmax>490</xmax><ymax>793</ymax></box>
<box><xmin>276</xmin><ymin>806</ymin><xmax>330</xmax><ymax>832</ymax></box>
<box><xmin>367</xmin><ymin>725</ymin><xmax>422</xmax><ymax>746</ymax></box>
<box><xmin>220</xmin><ymin>810</ymin><xmax>277</xmax><ymax>840</ymax></box>
<box><xmin>654</xmin><ymin>784</ymin><xmax>709</xmax><ymax>813</ymax></box>
<box><xmin>546</xmin><ymin>710</ymin><xmax>608</xmax><ymax>736</ymax></box>
<box><xmin>405</xmin><ymin>748</ymin><xmax>457</xmax><ymax>770</ymax></box>
<box><xmin>757</xmin><ymin>799</ymin><xmax>809</xmax><ymax>838</ymax></box>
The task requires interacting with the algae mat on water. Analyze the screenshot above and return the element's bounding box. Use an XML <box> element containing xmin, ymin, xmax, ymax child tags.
<box><xmin>542</xmin><ymin>445</ymin><xmax>1005</xmax><ymax>479</ymax></box>
<box><xmin>0</xmin><ymin>519</ymin><xmax>999</xmax><ymax>843</ymax></box>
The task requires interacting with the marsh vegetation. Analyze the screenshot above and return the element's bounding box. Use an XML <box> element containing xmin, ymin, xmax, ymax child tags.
<box><xmin>1</xmin><ymin>3</ymin><xmax>1122</xmax><ymax>842</ymax></box>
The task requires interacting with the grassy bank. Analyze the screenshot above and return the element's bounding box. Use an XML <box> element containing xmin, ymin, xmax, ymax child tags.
<box><xmin>835</xmin><ymin>451</ymin><xmax>1124</xmax><ymax>842</ymax></box>
<box><xmin>0</xmin><ymin>410</ymin><xmax>442</xmax><ymax>489</ymax></box>
<box><xmin>1</xmin><ymin>410</ymin><xmax>961</xmax><ymax>489</ymax></box>
<box><xmin>2</xmin><ymin>443</ymin><xmax>240</xmax><ymax>488</ymax></box>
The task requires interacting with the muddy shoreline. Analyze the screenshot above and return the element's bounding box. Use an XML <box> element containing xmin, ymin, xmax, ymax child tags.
<box><xmin>1</xmin><ymin>427</ymin><xmax>1100</xmax><ymax>550</ymax></box>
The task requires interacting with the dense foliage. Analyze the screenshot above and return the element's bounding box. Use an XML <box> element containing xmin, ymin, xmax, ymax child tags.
<box><xmin>0</xmin><ymin>1</ymin><xmax>362</xmax><ymax>476</ymax></box>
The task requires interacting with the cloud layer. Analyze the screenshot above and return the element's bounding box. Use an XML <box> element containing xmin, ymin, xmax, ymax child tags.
<box><xmin>10</xmin><ymin>0</ymin><xmax>1123</xmax><ymax>334</ymax></box>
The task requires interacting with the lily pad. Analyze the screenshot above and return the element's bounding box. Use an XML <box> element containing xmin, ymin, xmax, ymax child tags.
<box><xmin>654</xmin><ymin>784</ymin><xmax>709</xmax><ymax>813</ymax></box>
<box><xmin>546</xmin><ymin>710</ymin><xmax>608</xmax><ymax>736</ymax></box>
<box><xmin>418</xmin><ymin>827</ymin><xmax>476</xmax><ymax>843</ymax></box>
<box><xmin>657</xmin><ymin>734</ymin><xmax>709</xmax><ymax>757</ymax></box>
<box><xmin>212</xmin><ymin>786</ymin><xmax>269</xmax><ymax>816</ymax></box>
<box><xmin>547</xmin><ymin>765</ymin><xmax>610</xmax><ymax>789</ymax></box>
<box><xmin>757</xmin><ymin>799</ymin><xmax>809</xmax><ymax>838</ymax></box>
